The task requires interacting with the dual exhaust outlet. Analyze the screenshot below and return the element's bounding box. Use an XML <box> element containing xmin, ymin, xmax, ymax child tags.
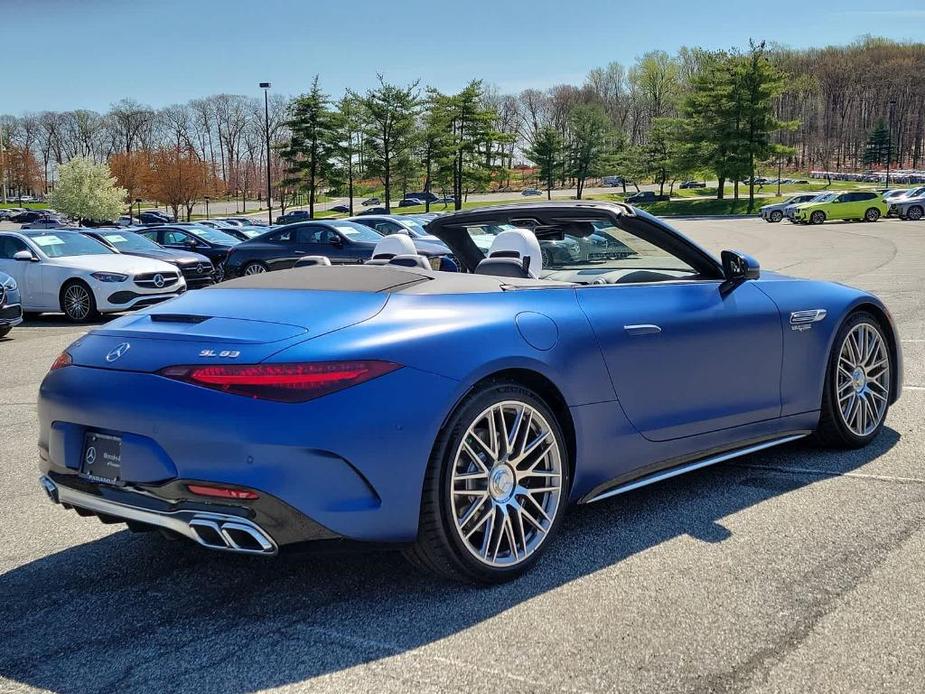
<box><xmin>40</xmin><ymin>475</ymin><xmax>277</xmax><ymax>556</ymax></box>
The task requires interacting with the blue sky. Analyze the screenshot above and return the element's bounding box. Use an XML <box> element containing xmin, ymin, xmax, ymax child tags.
<box><xmin>6</xmin><ymin>0</ymin><xmax>924</xmax><ymax>113</ymax></box>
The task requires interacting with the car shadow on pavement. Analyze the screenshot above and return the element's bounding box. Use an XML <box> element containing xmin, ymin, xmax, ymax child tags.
<box><xmin>0</xmin><ymin>430</ymin><xmax>899</xmax><ymax>692</ymax></box>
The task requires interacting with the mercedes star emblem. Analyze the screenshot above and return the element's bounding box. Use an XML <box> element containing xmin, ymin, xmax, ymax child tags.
<box><xmin>153</xmin><ymin>273</ymin><xmax>165</xmax><ymax>288</ymax></box>
<box><xmin>105</xmin><ymin>342</ymin><xmax>131</xmax><ymax>362</ymax></box>
<box><xmin>85</xmin><ymin>447</ymin><xmax>97</xmax><ymax>465</ymax></box>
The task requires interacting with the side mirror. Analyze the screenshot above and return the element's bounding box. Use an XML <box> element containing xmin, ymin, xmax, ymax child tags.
<box><xmin>13</xmin><ymin>250</ymin><xmax>36</xmax><ymax>262</ymax></box>
<box><xmin>721</xmin><ymin>250</ymin><xmax>760</xmax><ymax>281</ymax></box>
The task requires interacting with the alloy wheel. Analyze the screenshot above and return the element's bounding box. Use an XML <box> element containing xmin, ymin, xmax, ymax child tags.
<box><xmin>63</xmin><ymin>285</ymin><xmax>91</xmax><ymax>321</ymax></box>
<box><xmin>449</xmin><ymin>400</ymin><xmax>562</xmax><ymax>568</ymax></box>
<box><xmin>811</xmin><ymin>211</ymin><xmax>825</xmax><ymax>225</ymax></box>
<box><xmin>907</xmin><ymin>206</ymin><xmax>923</xmax><ymax>221</ymax></box>
<box><xmin>836</xmin><ymin>323</ymin><xmax>890</xmax><ymax>437</ymax></box>
<box><xmin>865</xmin><ymin>208</ymin><xmax>880</xmax><ymax>222</ymax></box>
<box><xmin>770</xmin><ymin>210</ymin><xmax>783</xmax><ymax>222</ymax></box>
<box><xmin>244</xmin><ymin>263</ymin><xmax>267</xmax><ymax>276</ymax></box>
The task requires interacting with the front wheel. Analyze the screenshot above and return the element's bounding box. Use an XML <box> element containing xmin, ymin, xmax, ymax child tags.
<box><xmin>864</xmin><ymin>208</ymin><xmax>881</xmax><ymax>222</ymax></box>
<box><xmin>0</xmin><ymin>326</ymin><xmax>11</xmax><ymax>339</ymax></box>
<box><xmin>404</xmin><ymin>382</ymin><xmax>569</xmax><ymax>583</ymax></box>
<box><xmin>905</xmin><ymin>205</ymin><xmax>923</xmax><ymax>221</ymax></box>
<box><xmin>769</xmin><ymin>210</ymin><xmax>783</xmax><ymax>223</ymax></box>
<box><xmin>814</xmin><ymin>312</ymin><xmax>892</xmax><ymax>448</ymax></box>
<box><xmin>810</xmin><ymin>211</ymin><xmax>826</xmax><ymax>225</ymax></box>
<box><xmin>60</xmin><ymin>281</ymin><xmax>99</xmax><ymax>323</ymax></box>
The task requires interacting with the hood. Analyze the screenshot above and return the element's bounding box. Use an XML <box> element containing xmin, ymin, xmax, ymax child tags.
<box><xmin>45</xmin><ymin>254</ymin><xmax>180</xmax><ymax>275</ymax></box>
<box><xmin>411</xmin><ymin>239</ymin><xmax>451</xmax><ymax>256</ymax></box>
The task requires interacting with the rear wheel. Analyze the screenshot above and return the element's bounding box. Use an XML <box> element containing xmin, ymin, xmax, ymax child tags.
<box><xmin>810</xmin><ymin>211</ymin><xmax>826</xmax><ymax>225</ymax></box>
<box><xmin>769</xmin><ymin>210</ymin><xmax>783</xmax><ymax>223</ymax></box>
<box><xmin>864</xmin><ymin>207</ymin><xmax>881</xmax><ymax>222</ymax></box>
<box><xmin>243</xmin><ymin>261</ymin><xmax>268</xmax><ymax>276</ymax></box>
<box><xmin>814</xmin><ymin>312</ymin><xmax>892</xmax><ymax>448</ymax></box>
<box><xmin>405</xmin><ymin>382</ymin><xmax>569</xmax><ymax>583</ymax></box>
<box><xmin>0</xmin><ymin>326</ymin><xmax>10</xmax><ymax>339</ymax></box>
<box><xmin>905</xmin><ymin>205</ymin><xmax>923</xmax><ymax>221</ymax></box>
<box><xmin>60</xmin><ymin>280</ymin><xmax>99</xmax><ymax>323</ymax></box>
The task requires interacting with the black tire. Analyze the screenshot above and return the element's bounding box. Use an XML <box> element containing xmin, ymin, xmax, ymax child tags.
<box><xmin>864</xmin><ymin>207</ymin><xmax>880</xmax><ymax>222</ymax></box>
<box><xmin>242</xmin><ymin>261</ymin><xmax>268</xmax><ymax>276</ymax></box>
<box><xmin>814</xmin><ymin>311</ymin><xmax>892</xmax><ymax>448</ymax></box>
<box><xmin>404</xmin><ymin>381</ymin><xmax>570</xmax><ymax>584</ymax></box>
<box><xmin>905</xmin><ymin>205</ymin><xmax>923</xmax><ymax>221</ymax></box>
<box><xmin>60</xmin><ymin>280</ymin><xmax>99</xmax><ymax>323</ymax></box>
<box><xmin>0</xmin><ymin>326</ymin><xmax>11</xmax><ymax>339</ymax></box>
<box><xmin>810</xmin><ymin>210</ymin><xmax>826</xmax><ymax>225</ymax></box>
<box><xmin>769</xmin><ymin>210</ymin><xmax>783</xmax><ymax>223</ymax></box>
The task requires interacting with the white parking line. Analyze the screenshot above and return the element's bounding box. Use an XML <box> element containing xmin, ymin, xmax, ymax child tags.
<box><xmin>904</xmin><ymin>385</ymin><xmax>925</xmax><ymax>391</ymax></box>
<box><xmin>736</xmin><ymin>463</ymin><xmax>925</xmax><ymax>485</ymax></box>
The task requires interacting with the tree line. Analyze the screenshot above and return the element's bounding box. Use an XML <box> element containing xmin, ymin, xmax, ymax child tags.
<box><xmin>0</xmin><ymin>35</ymin><xmax>921</xmax><ymax>216</ymax></box>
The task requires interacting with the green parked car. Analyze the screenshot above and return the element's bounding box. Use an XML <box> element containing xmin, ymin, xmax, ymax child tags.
<box><xmin>793</xmin><ymin>190</ymin><xmax>888</xmax><ymax>225</ymax></box>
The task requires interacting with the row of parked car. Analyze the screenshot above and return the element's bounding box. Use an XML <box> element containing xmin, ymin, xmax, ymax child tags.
<box><xmin>0</xmin><ymin>211</ymin><xmax>464</xmax><ymax>335</ymax></box>
<box><xmin>758</xmin><ymin>186</ymin><xmax>925</xmax><ymax>224</ymax></box>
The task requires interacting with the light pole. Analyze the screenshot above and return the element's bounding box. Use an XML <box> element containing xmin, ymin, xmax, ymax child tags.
<box><xmin>260</xmin><ymin>82</ymin><xmax>272</xmax><ymax>225</ymax></box>
<box><xmin>204</xmin><ymin>196</ymin><xmax>210</xmax><ymax>219</ymax></box>
<box><xmin>886</xmin><ymin>99</ymin><xmax>896</xmax><ymax>189</ymax></box>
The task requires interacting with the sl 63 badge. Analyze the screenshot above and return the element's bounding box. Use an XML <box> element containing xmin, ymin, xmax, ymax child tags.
<box><xmin>199</xmin><ymin>349</ymin><xmax>241</xmax><ymax>358</ymax></box>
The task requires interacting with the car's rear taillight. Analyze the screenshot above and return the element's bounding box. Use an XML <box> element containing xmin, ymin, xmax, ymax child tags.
<box><xmin>50</xmin><ymin>351</ymin><xmax>72</xmax><ymax>371</ymax></box>
<box><xmin>158</xmin><ymin>361</ymin><xmax>401</xmax><ymax>402</ymax></box>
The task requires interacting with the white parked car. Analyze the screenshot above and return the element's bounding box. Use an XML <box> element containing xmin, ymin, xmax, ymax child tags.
<box><xmin>0</xmin><ymin>230</ymin><xmax>186</xmax><ymax>322</ymax></box>
<box><xmin>759</xmin><ymin>193</ymin><xmax>819</xmax><ymax>222</ymax></box>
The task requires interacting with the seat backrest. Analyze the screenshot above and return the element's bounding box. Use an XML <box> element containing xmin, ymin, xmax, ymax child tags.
<box><xmin>293</xmin><ymin>255</ymin><xmax>332</xmax><ymax>268</ymax></box>
<box><xmin>475</xmin><ymin>228</ymin><xmax>541</xmax><ymax>279</ymax></box>
<box><xmin>371</xmin><ymin>234</ymin><xmax>416</xmax><ymax>259</ymax></box>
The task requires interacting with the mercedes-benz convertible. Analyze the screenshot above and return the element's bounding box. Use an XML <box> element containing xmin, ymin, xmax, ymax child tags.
<box><xmin>37</xmin><ymin>202</ymin><xmax>901</xmax><ymax>583</ymax></box>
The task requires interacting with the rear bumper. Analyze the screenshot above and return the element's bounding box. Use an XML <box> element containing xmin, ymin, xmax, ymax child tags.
<box><xmin>38</xmin><ymin>363</ymin><xmax>460</xmax><ymax>544</ymax></box>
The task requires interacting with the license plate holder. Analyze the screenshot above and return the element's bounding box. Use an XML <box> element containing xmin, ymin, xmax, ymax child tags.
<box><xmin>80</xmin><ymin>432</ymin><xmax>122</xmax><ymax>484</ymax></box>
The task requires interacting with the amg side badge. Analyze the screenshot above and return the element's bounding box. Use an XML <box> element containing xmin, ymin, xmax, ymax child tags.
<box><xmin>790</xmin><ymin>309</ymin><xmax>827</xmax><ymax>331</ymax></box>
<box><xmin>199</xmin><ymin>349</ymin><xmax>241</xmax><ymax>359</ymax></box>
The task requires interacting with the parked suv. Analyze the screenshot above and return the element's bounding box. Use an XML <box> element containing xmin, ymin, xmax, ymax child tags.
<box><xmin>759</xmin><ymin>193</ymin><xmax>819</xmax><ymax>223</ymax></box>
<box><xmin>276</xmin><ymin>210</ymin><xmax>313</xmax><ymax>225</ymax></box>
<box><xmin>793</xmin><ymin>191</ymin><xmax>887</xmax><ymax>225</ymax></box>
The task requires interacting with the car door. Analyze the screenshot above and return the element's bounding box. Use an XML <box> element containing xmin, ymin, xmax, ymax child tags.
<box><xmin>0</xmin><ymin>235</ymin><xmax>46</xmax><ymax>309</ymax></box>
<box><xmin>293</xmin><ymin>225</ymin><xmax>357</xmax><ymax>264</ymax></box>
<box><xmin>577</xmin><ymin>276</ymin><xmax>783</xmax><ymax>442</ymax></box>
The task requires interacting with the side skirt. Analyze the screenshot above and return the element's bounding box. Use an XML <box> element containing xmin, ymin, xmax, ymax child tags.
<box><xmin>581</xmin><ymin>433</ymin><xmax>809</xmax><ymax>504</ymax></box>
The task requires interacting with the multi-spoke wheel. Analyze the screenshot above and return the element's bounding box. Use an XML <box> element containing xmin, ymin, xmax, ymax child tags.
<box><xmin>60</xmin><ymin>281</ymin><xmax>98</xmax><ymax>323</ymax></box>
<box><xmin>810</xmin><ymin>210</ymin><xmax>826</xmax><ymax>225</ymax></box>
<box><xmin>769</xmin><ymin>210</ymin><xmax>783</xmax><ymax>223</ymax></box>
<box><xmin>816</xmin><ymin>312</ymin><xmax>893</xmax><ymax>447</ymax></box>
<box><xmin>864</xmin><ymin>207</ymin><xmax>881</xmax><ymax>222</ymax></box>
<box><xmin>406</xmin><ymin>382</ymin><xmax>569</xmax><ymax>583</ymax></box>
<box><xmin>243</xmin><ymin>262</ymin><xmax>267</xmax><ymax>276</ymax></box>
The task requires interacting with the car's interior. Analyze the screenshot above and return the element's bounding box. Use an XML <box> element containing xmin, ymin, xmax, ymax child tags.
<box><xmin>428</xmin><ymin>205</ymin><xmax>725</xmax><ymax>285</ymax></box>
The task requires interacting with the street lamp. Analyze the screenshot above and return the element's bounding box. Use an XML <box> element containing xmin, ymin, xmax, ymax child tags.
<box><xmin>886</xmin><ymin>99</ymin><xmax>896</xmax><ymax>189</ymax></box>
<box><xmin>204</xmin><ymin>196</ymin><xmax>210</xmax><ymax>219</ymax></box>
<box><xmin>260</xmin><ymin>82</ymin><xmax>272</xmax><ymax>225</ymax></box>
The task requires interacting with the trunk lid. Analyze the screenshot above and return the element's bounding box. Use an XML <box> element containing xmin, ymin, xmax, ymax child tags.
<box><xmin>67</xmin><ymin>288</ymin><xmax>388</xmax><ymax>371</ymax></box>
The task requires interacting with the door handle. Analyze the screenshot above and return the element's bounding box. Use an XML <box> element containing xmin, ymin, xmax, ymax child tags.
<box><xmin>624</xmin><ymin>324</ymin><xmax>662</xmax><ymax>336</ymax></box>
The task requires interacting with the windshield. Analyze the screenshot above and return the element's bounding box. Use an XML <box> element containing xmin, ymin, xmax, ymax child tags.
<box><xmin>330</xmin><ymin>222</ymin><xmax>383</xmax><ymax>243</ymax></box>
<box><xmin>189</xmin><ymin>227</ymin><xmax>241</xmax><ymax>245</ymax></box>
<box><xmin>809</xmin><ymin>193</ymin><xmax>836</xmax><ymax>203</ymax></box>
<box><xmin>29</xmin><ymin>233</ymin><xmax>113</xmax><ymax>258</ymax></box>
<box><xmin>396</xmin><ymin>219</ymin><xmax>431</xmax><ymax>237</ymax></box>
<box><xmin>99</xmin><ymin>232</ymin><xmax>160</xmax><ymax>252</ymax></box>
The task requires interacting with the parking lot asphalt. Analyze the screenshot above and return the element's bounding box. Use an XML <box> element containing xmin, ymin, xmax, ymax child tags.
<box><xmin>1</xmin><ymin>217</ymin><xmax>924</xmax><ymax>693</ymax></box>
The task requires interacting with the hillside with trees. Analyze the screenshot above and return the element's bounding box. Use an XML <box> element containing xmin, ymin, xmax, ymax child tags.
<box><xmin>0</xmin><ymin>36</ymin><xmax>921</xmax><ymax>214</ymax></box>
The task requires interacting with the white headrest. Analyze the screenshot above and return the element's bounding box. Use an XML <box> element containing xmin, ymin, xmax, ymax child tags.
<box><xmin>488</xmin><ymin>228</ymin><xmax>542</xmax><ymax>278</ymax></box>
<box><xmin>372</xmin><ymin>234</ymin><xmax>417</xmax><ymax>259</ymax></box>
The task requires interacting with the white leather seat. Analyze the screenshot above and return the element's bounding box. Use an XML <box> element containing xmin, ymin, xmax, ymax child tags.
<box><xmin>293</xmin><ymin>255</ymin><xmax>332</xmax><ymax>268</ymax></box>
<box><xmin>475</xmin><ymin>228</ymin><xmax>542</xmax><ymax>278</ymax></box>
<box><xmin>367</xmin><ymin>234</ymin><xmax>418</xmax><ymax>265</ymax></box>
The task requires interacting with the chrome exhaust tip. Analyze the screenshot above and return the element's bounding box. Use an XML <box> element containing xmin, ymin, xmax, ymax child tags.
<box><xmin>188</xmin><ymin>516</ymin><xmax>276</xmax><ymax>555</ymax></box>
<box><xmin>40</xmin><ymin>476</ymin><xmax>59</xmax><ymax>504</ymax></box>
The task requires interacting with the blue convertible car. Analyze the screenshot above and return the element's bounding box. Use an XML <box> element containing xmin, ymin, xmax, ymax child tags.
<box><xmin>37</xmin><ymin>203</ymin><xmax>902</xmax><ymax>583</ymax></box>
